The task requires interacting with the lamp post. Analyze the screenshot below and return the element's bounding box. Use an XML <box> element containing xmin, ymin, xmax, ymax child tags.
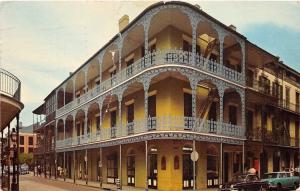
<box><xmin>11</xmin><ymin>128</ymin><xmax>17</xmax><ymax>191</ymax></box>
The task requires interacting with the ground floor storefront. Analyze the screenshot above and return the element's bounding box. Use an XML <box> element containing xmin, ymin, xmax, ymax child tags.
<box><xmin>246</xmin><ymin>142</ymin><xmax>299</xmax><ymax>177</ymax></box>
<box><xmin>34</xmin><ymin>139</ymin><xmax>246</xmax><ymax>191</ymax></box>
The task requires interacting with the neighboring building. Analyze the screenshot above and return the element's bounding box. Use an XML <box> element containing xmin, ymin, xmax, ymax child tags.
<box><xmin>32</xmin><ymin>1</ymin><xmax>299</xmax><ymax>190</ymax></box>
<box><xmin>18</xmin><ymin>124</ymin><xmax>37</xmax><ymax>154</ymax></box>
<box><xmin>0</xmin><ymin>68</ymin><xmax>23</xmax><ymax>189</ymax></box>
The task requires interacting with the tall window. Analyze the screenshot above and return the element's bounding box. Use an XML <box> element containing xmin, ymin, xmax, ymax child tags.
<box><xmin>296</xmin><ymin>92</ymin><xmax>300</xmax><ymax>112</ymax></box>
<box><xmin>148</xmin><ymin>95</ymin><xmax>156</xmax><ymax>117</ymax></box>
<box><xmin>110</xmin><ymin>110</ymin><xmax>117</xmax><ymax>128</ymax></box>
<box><xmin>20</xmin><ymin>147</ymin><xmax>24</xmax><ymax>153</ymax></box>
<box><xmin>272</xmin><ymin>81</ymin><xmax>282</xmax><ymax>100</ymax></box>
<box><xmin>148</xmin><ymin>95</ymin><xmax>156</xmax><ymax>130</ymax></box>
<box><xmin>127</xmin><ymin>104</ymin><xmax>134</xmax><ymax>123</ymax></box>
<box><xmin>285</xmin><ymin>86</ymin><xmax>290</xmax><ymax>108</ymax></box>
<box><xmin>126</xmin><ymin>58</ymin><xmax>134</xmax><ymax>77</ymax></box>
<box><xmin>184</xmin><ymin>93</ymin><xmax>192</xmax><ymax>117</ymax></box>
<box><xmin>246</xmin><ymin>70</ymin><xmax>254</xmax><ymax>87</ymax></box>
<box><xmin>96</xmin><ymin>116</ymin><xmax>100</xmax><ymax>131</ymax></box>
<box><xmin>20</xmin><ymin>136</ymin><xmax>24</xmax><ymax>145</ymax></box>
<box><xmin>208</xmin><ymin>102</ymin><xmax>217</xmax><ymax>121</ymax></box>
<box><xmin>259</xmin><ymin>76</ymin><xmax>270</xmax><ymax>94</ymax></box>
<box><xmin>149</xmin><ymin>44</ymin><xmax>156</xmax><ymax>65</ymax></box>
<box><xmin>77</xmin><ymin>123</ymin><xmax>80</xmax><ymax>136</ymax></box>
<box><xmin>246</xmin><ymin>110</ymin><xmax>253</xmax><ymax>137</ymax></box>
<box><xmin>127</xmin><ymin>104</ymin><xmax>134</xmax><ymax>134</ymax></box>
<box><xmin>229</xmin><ymin>105</ymin><xmax>237</xmax><ymax>125</ymax></box>
<box><xmin>110</xmin><ymin>70</ymin><xmax>117</xmax><ymax>86</ymax></box>
<box><xmin>28</xmin><ymin>137</ymin><xmax>33</xmax><ymax>145</ymax></box>
<box><xmin>184</xmin><ymin>93</ymin><xmax>193</xmax><ymax>130</ymax></box>
<box><xmin>28</xmin><ymin>147</ymin><xmax>33</xmax><ymax>153</ymax></box>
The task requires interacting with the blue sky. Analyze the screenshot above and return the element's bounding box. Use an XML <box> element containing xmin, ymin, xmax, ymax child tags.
<box><xmin>1</xmin><ymin>1</ymin><xmax>300</xmax><ymax>126</ymax></box>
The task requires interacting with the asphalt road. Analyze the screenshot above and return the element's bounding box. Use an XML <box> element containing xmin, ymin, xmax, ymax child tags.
<box><xmin>20</xmin><ymin>174</ymin><xmax>101</xmax><ymax>191</ymax></box>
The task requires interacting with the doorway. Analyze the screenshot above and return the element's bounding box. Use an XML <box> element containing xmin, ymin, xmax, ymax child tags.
<box><xmin>182</xmin><ymin>146</ymin><xmax>194</xmax><ymax>189</ymax></box>
<box><xmin>148</xmin><ymin>148</ymin><xmax>158</xmax><ymax>189</ymax></box>
<box><xmin>127</xmin><ymin>150</ymin><xmax>135</xmax><ymax>186</ymax></box>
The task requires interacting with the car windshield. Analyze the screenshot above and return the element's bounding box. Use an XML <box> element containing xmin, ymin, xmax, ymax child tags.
<box><xmin>264</xmin><ymin>173</ymin><xmax>278</xmax><ymax>179</ymax></box>
<box><xmin>233</xmin><ymin>174</ymin><xmax>247</xmax><ymax>182</ymax></box>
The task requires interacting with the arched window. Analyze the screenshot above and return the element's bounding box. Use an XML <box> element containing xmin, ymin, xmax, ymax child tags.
<box><xmin>161</xmin><ymin>156</ymin><xmax>166</xmax><ymax>170</ymax></box>
<box><xmin>174</xmin><ymin>155</ymin><xmax>179</xmax><ymax>170</ymax></box>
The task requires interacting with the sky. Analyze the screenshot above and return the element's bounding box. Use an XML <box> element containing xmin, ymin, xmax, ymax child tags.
<box><xmin>1</xmin><ymin>1</ymin><xmax>300</xmax><ymax>126</ymax></box>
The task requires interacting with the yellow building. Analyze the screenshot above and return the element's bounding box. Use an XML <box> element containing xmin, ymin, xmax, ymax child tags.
<box><xmin>32</xmin><ymin>1</ymin><xmax>299</xmax><ymax>190</ymax></box>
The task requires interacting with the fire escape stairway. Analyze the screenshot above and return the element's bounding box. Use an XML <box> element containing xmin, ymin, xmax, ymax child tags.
<box><xmin>204</xmin><ymin>39</ymin><xmax>218</xmax><ymax>60</ymax></box>
<box><xmin>197</xmin><ymin>89</ymin><xmax>215</xmax><ymax>129</ymax></box>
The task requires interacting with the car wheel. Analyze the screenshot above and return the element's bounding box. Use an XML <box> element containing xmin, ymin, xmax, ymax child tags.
<box><xmin>276</xmin><ymin>183</ymin><xmax>281</xmax><ymax>191</ymax></box>
<box><xmin>294</xmin><ymin>182</ymin><xmax>299</xmax><ymax>190</ymax></box>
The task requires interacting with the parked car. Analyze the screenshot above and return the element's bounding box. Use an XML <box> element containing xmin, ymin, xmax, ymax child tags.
<box><xmin>20</xmin><ymin>164</ymin><xmax>29</xmax><ymax>175</ymax></box>
<box><xmin>220</xmin><ymin>174</ymin><xmax>268</xmax><ymax>191</ymax></box>
<box><xmin>262</xmin><ymin>172</ymin><xmax>299</xmax><ymax>190</ymax></box>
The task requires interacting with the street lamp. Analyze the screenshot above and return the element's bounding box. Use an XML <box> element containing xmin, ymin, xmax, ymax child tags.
<box><xmin>10</xmin><ymin>128</ymin><xmax>17</xmax><ymax>191</ymax></box>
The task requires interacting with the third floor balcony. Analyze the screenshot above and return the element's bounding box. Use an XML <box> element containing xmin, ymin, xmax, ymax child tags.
<box><xmin>56</xmin><ymin>49</ymin><xmax>244</xmax><ymax>117</ymax></box>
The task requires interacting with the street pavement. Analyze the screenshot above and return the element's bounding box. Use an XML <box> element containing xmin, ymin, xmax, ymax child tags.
<box><xmin>20</xmin><ymin>174</ymin><xmax>101</xmax><ymax>191</ymax></box>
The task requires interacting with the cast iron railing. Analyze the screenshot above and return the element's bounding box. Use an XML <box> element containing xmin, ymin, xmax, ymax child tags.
<box><xmin>56</xmin><ymin>116</ymin><xmax>244</xmax><ymax>149</ymax></box>
<box><xmin>0</xmin><ymin>68</ymin><xmax>21</xmax><ymax>101</ymax></box>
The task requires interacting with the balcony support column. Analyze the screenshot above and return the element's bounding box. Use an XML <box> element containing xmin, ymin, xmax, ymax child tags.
<box><xmin>242</xmin><ymin>141</ymin><xmax>245</xmax><ymax>172</ymax></box>
<box><xmin>241</xmin><ymin>41</ymin><xmax>246</xmax><ymax>84</ymax></box>
<box><xmin>63</xmin><ymin>152</ymin><xmax>66</xmax><ymax>181</ymax></box>
<box><xmin>85</xmin><ymin>149</ymin><xmax>88</xmax><ymax>185</ymax></box>
<box><xmin>73</xmin><ymin>79</ymin><xmax>76</xmax><ymax>100</ymax></box>
<box><xmin>84</xmin><ymin>70</ymin><xmax>88</xmax><ymax>93</ymax></box>
<box><xmin>190</xmin><ymin>17</ymin><xmax>199</xmax><ymax>65</ymax></box>
<box><xmin>145</xmin><ymin>140</ymin><xmax>148</xmax><ymax>191</ymax></box>
<box><xmin>142</xmin><ymin>79</ymin><xmax>150</xmax><ymax>129</ymax></box>
<box><xmin>119</xmin><ymin>144</ymin><xmax>122</xmax><ymax>190</ymax></box>
<box><xmin>55</xmin><ymin>123</ymin><xmax>57</xmax><ymax>179</ymax></box>
<box><xmin>73</xmin><ymin>150</ymin><xmax>76</xmax><ymax>183</ymax></box>
<box><xmin>241</xmin><ymin>93</ymin><xmax>246</xmax><ymax>136</ymax></box>
<box><xmin>84</xmin><ymin>112</ymin><xmax>88</xmax><ymax>136</ymax></box>
<box><xmin>220</xmin><ymin>142</ymin><xmax>223</xmax><ymax>185</ymax></box>
<box><xmin>118</xmin><ymin>94</ymin><xmax>122</xmax><ymax>137</ymax></box>
<box><xmin>99</xmin><ymin>102</ymin><xmax>103</xmax><ymax>134</ymax></box>
<box><xmin>1</xmin><ymin>130</ymin><xmax>3</xmax><ymax>188</ymax></box>
<box><xmin>219</xmin><ymin>38</ymin><xmax>224</xmax><ymax>66</ymax></box>
<box><xmin>63</xmin><ymin>120</ymin><xmax>66</xmax><ymax>140</ymax></box>
<box><xmin>143</xmin><ymin>17</ymin><xmax>151</xmax><ymax>55</ymax></box>
<box><xmin>219</xmin><ymin>86</ymin><xmax>225</xmax><ymax>129</ymax></box>
<box><xmin>117</xmin><ymin>34</ymin><xmax>123</xmax><ymax>73</ymax></box>
<box><xmin>73</xmin><ymin>116</ymin><xmax>76</xmax><ymax>140</ymax></box>
<box><xmin>97</xmin><ymin>53</ymin><xmax>104</xmax><ymax>84</ymax></box>
<box><xmin>64</xmin><ymin>86</ymin><xmax>66</xmax><ymax>107</ymax></box>
<box><xmin>99</xmin><ymin>147</ymin><xmax>102</xmax><ymax>188</ymax></box>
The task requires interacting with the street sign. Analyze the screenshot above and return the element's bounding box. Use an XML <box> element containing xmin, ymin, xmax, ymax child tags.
<box><xmin>190</xmin><ymin>151</ymin><xmax>199</xmax><ymax>162</ymax></box>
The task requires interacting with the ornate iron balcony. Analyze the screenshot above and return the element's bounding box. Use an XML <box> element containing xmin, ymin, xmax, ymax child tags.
<box><xmin>56</xmin><ymin>49</ymin><xmax>245</xmax><ymax>118</ymax></box>
<box><xmin>55</xmin><ymin>116</ymin><xmax>244</xmax><ymax>149</ymax></box>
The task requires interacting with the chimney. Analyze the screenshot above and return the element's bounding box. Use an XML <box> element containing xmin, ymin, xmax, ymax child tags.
<box><xmin>229</xmin><ymin>24</ymin><xmax>236</xmax><ymax>31</ymax></box>
<box><xmin>69</xmin><ymin>72</ymin><xmax>73</xmax><ymax>76</ymax></box>
<box><xmin>194</xmin><ymin>4</ymin><xmax>202</xmax><ymax>10</ymax></box>
<box><xmin>119</xmin><ymin>15</ymin><xmax>129</xmax><ymax>32</ymax></box>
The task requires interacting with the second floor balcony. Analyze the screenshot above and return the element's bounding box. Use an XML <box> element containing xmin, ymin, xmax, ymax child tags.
<box><xmin>247</xmin><ymin>79</ymin><xmax>300</xmax><ymax>114</ymax></box>
<box><xmin>247</xmin><ymin>127</ymin><xmax>299</xmax><ymax>147</ymax></box>
<box><xmin>56</xmin><ymin>116</ymin><xmax>244</xmax><ymax>149</ymax></box>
